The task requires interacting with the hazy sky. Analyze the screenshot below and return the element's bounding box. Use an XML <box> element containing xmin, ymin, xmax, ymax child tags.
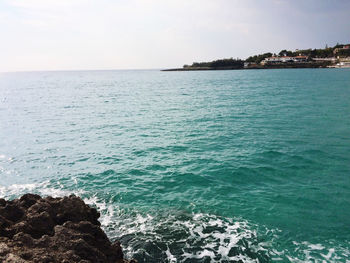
<box><xmin>0</xmin><ymin>0</ymin><xmax>349</xmax><ymax>71</ymax></box>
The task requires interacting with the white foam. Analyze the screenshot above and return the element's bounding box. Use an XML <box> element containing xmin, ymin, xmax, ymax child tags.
<box><xmin>0</xmin><ymin>181</ymin><xmax>84</xmax><ymax>199</ymax></box>
<box><xmin>101</xmin><ymin>207</ymin><xmax>350</xmax><ymax>263</ymax></box>
<box><xmin>1</xmin><ymin>183</ymin><xmax>349</xmax><ymax>262</ymax></box>
<box><xmin>284</xmin><ymin>241</ymin><xmax>349</xmax><ymax>263</ymax></box>
<box><xmin>97</xmin><ymin>210</ymin><xmax>270</xmax><ymax>263</ymax></box>
<box><xmin>165</xmin><ymin>245</ymin><xmax>176</xmax><ymax>263</ymax></box>
<box><xmin>0</xmin><ymin>183</ymin><xmax>39</xmax><ymax>198</ymax></box>
<box><xmin>321</xmin><ymin>248</ymin><xmax>335</xmax><ymax>260</ymax></box>
<box><xmin>309</xmin><ymin>244</ymin><xmax>325</xmax><ymax>250</ymax></box>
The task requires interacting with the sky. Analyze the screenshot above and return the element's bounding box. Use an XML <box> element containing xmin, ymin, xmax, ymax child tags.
<box><xmin>0</xmin><ymin>0</ymin><xmax>349</xmax><ymax>71</ymax></box>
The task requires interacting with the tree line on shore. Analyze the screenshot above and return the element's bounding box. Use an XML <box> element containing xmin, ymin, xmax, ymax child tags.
<box><xmin>183</xmin><ymin>43</ymin><xmax>350</xmax><ymax>69</ymax></box>
<box><xmin>183</xmin><ymin>58</ymin><xmax>243</xmax><ymax>70</ymax></box>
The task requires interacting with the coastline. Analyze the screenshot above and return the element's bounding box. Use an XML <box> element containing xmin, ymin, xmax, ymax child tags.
<box><xmin>164</xmin><ymin>43</ymin><xmax>350</xmax><ymax>71</ymax></box>
<box><xmin>162</xmin><ymin>62</ymin><xmax>332</xmax><ymax>71</ymax></box>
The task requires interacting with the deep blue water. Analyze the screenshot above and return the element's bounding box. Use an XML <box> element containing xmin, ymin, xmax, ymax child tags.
<box><xmin>1</xmin><ymin>69</ymin><xmax>350</xmax><ymax>262</ymax></box>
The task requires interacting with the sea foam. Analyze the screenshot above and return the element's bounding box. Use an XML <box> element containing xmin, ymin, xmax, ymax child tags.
<box><xmin>1</xmin><ymin>182</ymin><xmax>349</xmax><ymax>263</ymax></box>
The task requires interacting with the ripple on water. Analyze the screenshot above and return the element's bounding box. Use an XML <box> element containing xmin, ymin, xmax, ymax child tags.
<box><xmin>1</xmin><ymin>70</ymin><xmax>350</xmax><ymax>262</ymax></box>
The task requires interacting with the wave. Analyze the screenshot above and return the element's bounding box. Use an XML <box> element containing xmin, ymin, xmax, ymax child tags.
<box><xmin>1</xmin><ymin>182</ymin><xmax>349</xmax><ymax>262</ymax></box>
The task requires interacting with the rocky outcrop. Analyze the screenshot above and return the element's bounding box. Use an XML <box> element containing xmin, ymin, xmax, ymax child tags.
<box><xmin>0</xmin><ymin>194</ymin><xmax>134</xmax><ymax>263</ymax></box>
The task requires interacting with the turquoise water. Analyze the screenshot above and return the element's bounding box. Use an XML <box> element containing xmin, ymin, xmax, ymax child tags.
<box><xmin>1</xmin><ymin>69</ymin><xmax>350</xmax><ymax>262</ymax></box>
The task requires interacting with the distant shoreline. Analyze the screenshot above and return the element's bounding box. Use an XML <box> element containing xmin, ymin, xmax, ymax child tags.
<box><xmin>164</xmin><ymin>43</ymin><xmax>350</xmax><ymax>71</ymax></box>
<box><xmin>162</xmin><ymin>62</ymin><xmax>331</xmax><ymax>71</ymax></box>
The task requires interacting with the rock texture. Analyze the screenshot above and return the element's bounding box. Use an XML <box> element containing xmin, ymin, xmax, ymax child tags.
<box><xmin>0</xmin><ymin>194</ymin><xmax>134</xmax><ymax>263</ymax></box>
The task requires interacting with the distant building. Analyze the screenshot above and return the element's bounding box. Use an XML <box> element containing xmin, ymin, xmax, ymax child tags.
<box><xmin>333</xmin><ymin>45</ymin><xmax>350</xmax><ymax>55</ymax></box>
<box><xmin>335</xmin><ymin>61</ymin><xmax>350</xmax><ymax>68</ymax></box>
<box><xmin>261</xmin><ymin>56</ymin><xmax>308</xmax><ymax>65</ymax></box>
<box><xmin>244</xmin><ymin>62</ymin><xmax>258</xmax><ymax>68</ymax></box>
<box><xmin>293</xmin><ymin>56</ymin><xmax>309</xmax><ymax>62</ymax></box>
<box><xmin>312</xmin><ymin>57</ymin><xmax>337</xmax><ymax>62</ymax></box>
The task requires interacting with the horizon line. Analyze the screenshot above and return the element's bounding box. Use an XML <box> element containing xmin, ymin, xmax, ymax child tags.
<box><xmin>0</xmin><ymin>68</ymin><xmax>167</xmax><ymax>74</ymax></box>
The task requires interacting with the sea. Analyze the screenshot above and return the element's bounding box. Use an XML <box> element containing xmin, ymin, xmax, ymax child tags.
<box><xmin>0</xmin><ymin>68</ymin><xmax>349</xmax><ymax>262</ymax></box>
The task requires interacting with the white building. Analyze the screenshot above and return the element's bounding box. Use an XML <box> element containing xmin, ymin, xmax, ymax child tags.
<box><xmin>335</xmin><ymin>61</ymin><xmax>350</xmax><ymax>68</ymax></box>
<box><xmin>261</xmin><ymin>56</ymin><xmax>308</xmax><ymax>64</ymax></box>
<box><xmin>312</xmin><ymin>57</ymin><xmax>337</xmax><ymax>62</ymax></box>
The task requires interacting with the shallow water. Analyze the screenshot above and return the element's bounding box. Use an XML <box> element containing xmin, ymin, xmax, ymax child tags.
<box><xmin>1</xmin><ymin>69</ymin><xmax>350</xmax><ymax>262</ymax></box>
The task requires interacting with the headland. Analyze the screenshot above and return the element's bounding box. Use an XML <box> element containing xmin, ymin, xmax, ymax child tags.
<box><xmin>163</xmin><ymin>43</ymin><xmax>350</xmax><ymax>71</ymax></box>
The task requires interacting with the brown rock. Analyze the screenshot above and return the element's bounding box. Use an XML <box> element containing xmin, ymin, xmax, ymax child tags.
<box><xmin>0</xmin><ymin>194</ymin><xmax>135</xmax><ymax>263</ymax></box>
